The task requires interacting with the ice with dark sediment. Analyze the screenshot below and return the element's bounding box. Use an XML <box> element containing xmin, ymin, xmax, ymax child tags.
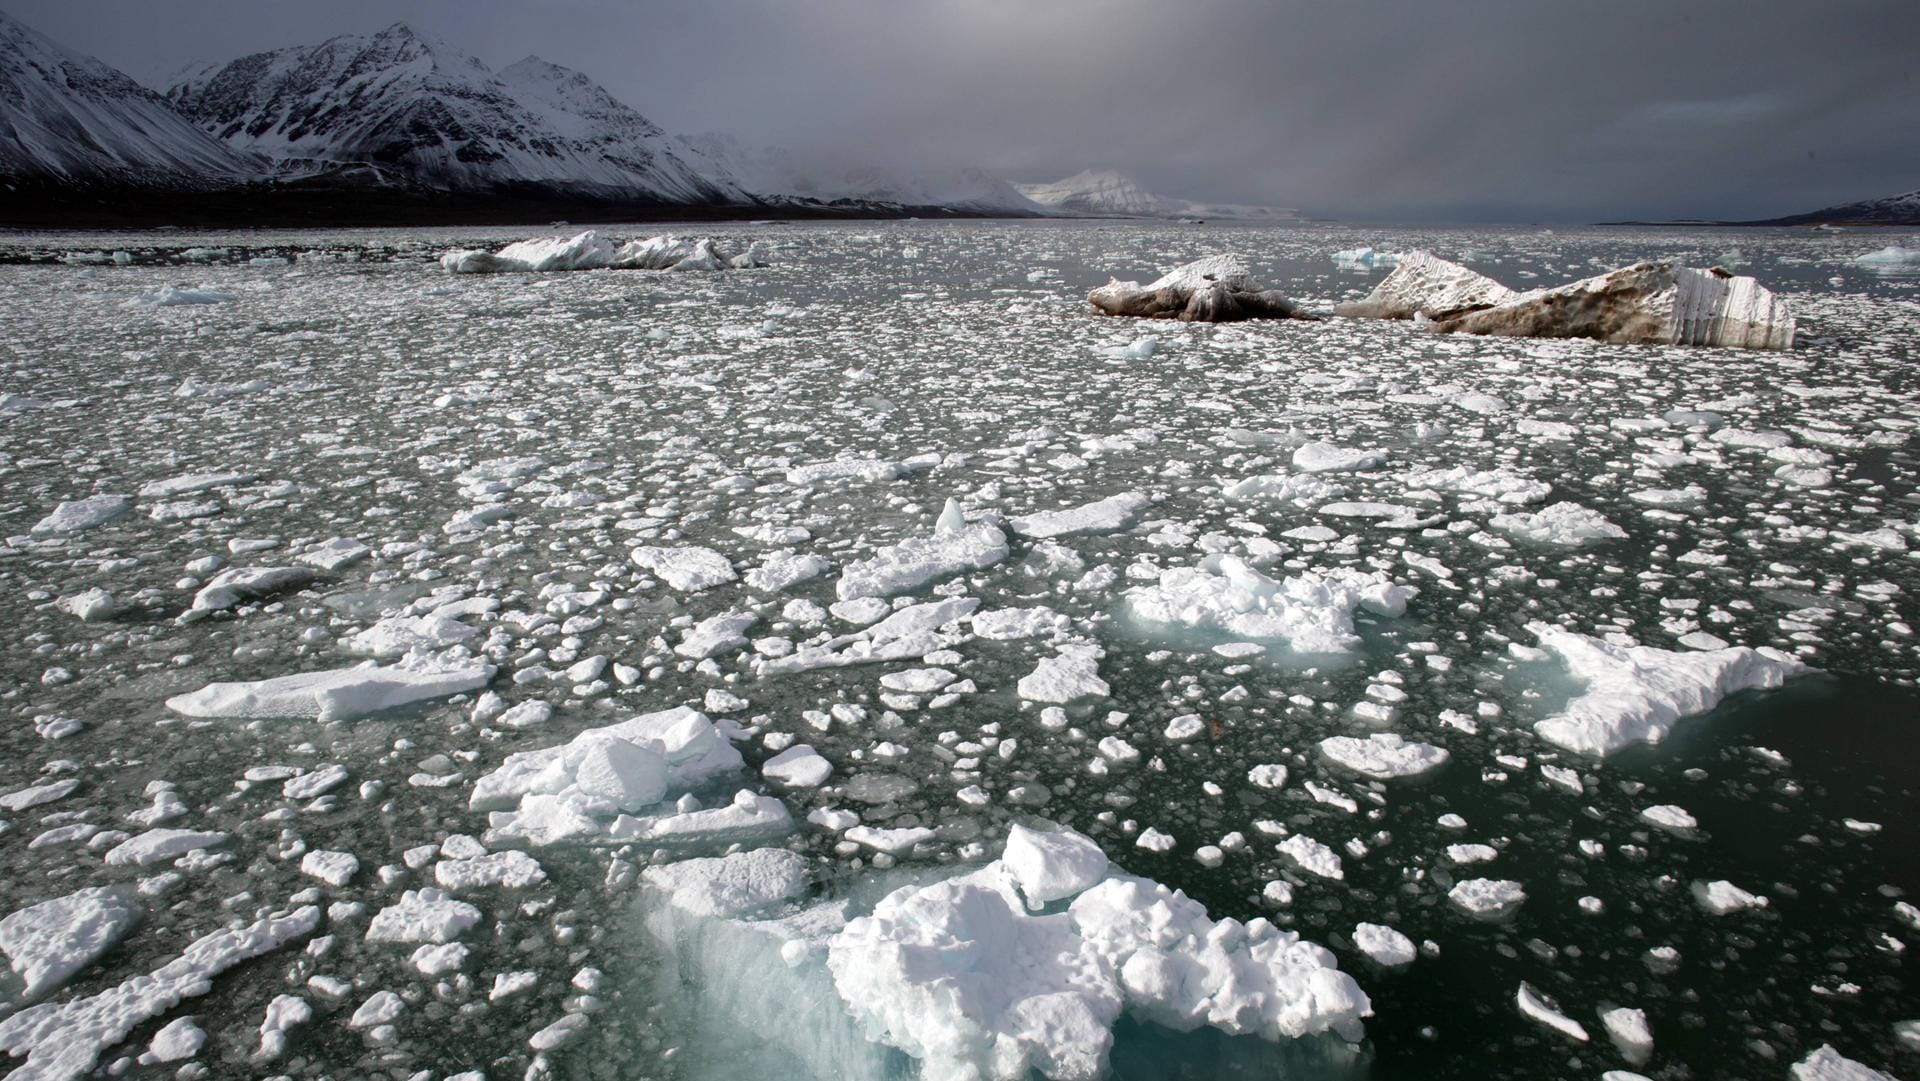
<box><xmin>1089</xmin><ymin>255</ymin><xmax>1313</xmax><ymax>322</ymax></box>
<box><xmin>1433</xmin><ymin>260</ymin><xmax>1796</xmax><ymax>350</ymax></box>
<box><xmin>1334</xmin><ymin>250</ymin><xmax>1516</xmax><ymax>320</ymax></box>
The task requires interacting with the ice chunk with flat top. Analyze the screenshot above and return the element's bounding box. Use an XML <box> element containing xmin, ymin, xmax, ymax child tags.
<box><xmin>1018</xmin><ymin>644</ymin><xmax>1109</xmax><ymax>703</ymax></box>
<box><xmin>1002</xmin><ymin>825</ymin><xmax>1109</xmax><ymax>908</ymax></box>
<box><xmin>1490</xmin><ymin>502</ymin><xmax>1626</xmax><ymax>547</ymax></box>
<box><xmin>31</xmin><ymin>495</ymin><xmax>131</xmax><ymax>535</ymax></box>
<box><xmin>366</xmin><ymin>889</ymin><xmax>480</xmax><ymax>944</ymax></box>
<box><xmin>1010</xmin><ymin>492</ymin><xmax>1149</xmax><ymax>539</ymax></box>
<box><xmin>1125</xmin><ymin>554</ymin><xmax>1414</xmax><ymax>654</ymax></box>
<box><xmin>631</xmin><ymin>546</ymin><xmax>737</xmax><ymax>592</ymax></box>
<box><xmin>640</xmin><ymin>849</ymin><xmax>810</xmax><ymax>918</ymax></box>
<box><xmin>0</xmin><ymin>887</ymin><xmax>141</xmax><ymax>1007</ymax></box>
<box><xmin>166</xmin><ymin>653</ymin><xmax>494</xmax><ymax>721</ymax></box>
<box><xmin>1319</xmin><ymin>734</ymin><xmax>1450</xmax><ymax>779</ymax></box>
<box><xmin>836</xmin><ymin>516</ymin><xmax>1008</xmax><ymax>601</ymax></box>
<box><xmin>1351</xmin><ymin>923</ymin><xmax>1415</xmax><ymax>966</ymax></box>
<box><xmin>1528</xmin><ymin>623</ymin><xmax>1807</xmax><ymax>756</ymax></box>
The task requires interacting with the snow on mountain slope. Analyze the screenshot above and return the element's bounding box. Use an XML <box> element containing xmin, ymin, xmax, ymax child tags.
<box><xmin>1756</xmin><ymin>188</ymin><xmax>1920</xmax><ymax>226</ymax></box>
<box><xmin>164</xmin><ymin>24</ymin><xmax>741</xmax><ymax>202</ymax></box>
<box><xmin>1016</xmin><ymin>168</ymin><xmax>1297</xmax><ymax>221</ymax></box>
<box><xmin>0</xmin><ymin>9</ymin><xmax>257</xmax><ymax>185</ymax></box>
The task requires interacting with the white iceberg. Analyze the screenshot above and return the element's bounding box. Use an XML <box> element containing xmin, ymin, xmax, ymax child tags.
<box><xmin>1124</xmin><ymin>554</ymin><xmax>1414</xmax><ymax>654</ymax></box>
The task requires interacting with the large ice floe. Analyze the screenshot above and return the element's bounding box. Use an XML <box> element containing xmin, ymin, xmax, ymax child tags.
<box><xmin>1333</xmin><ymin>250</ymin><xmax>1516</xmax><ymax>321</ymax></box>
<box><xmin>467</xmin><ymin>706</ymin><xmax>781</xmax><ymax>846</ymax></box>
<box><xmin>1088</xmin><ymin>255</ymin><xmax>1313</xmax><ymax>323</ymax></box>
<box><xmin>835</xmin><ymin>501</ymin><xmax>1009</xmax><ymax>600</ymax></box>
<box><xmin>1431</xmin><ymin>261</ymin><xmax>1796</xmax><ymax>350</ymax></box>
<box><xmin>1526</xmin><ymin>624</ymin><xmax>1809</xmax><ymax>755</ymax></box>
<box><xmin>637</xmin><ymin>827</ymin><xmax>1369</xmax><ymax>1081</ymax></box>
<box><xmin>439</xmin><ymin>230</ymin><xmax>766</xmax><ymax>274</ymax></box>
<box><xmin>165</xmin><ymin>651</ymin><xmax>494</xmax><ymax>721</ymax></box>
<box><xmin>1124</xmin><ymin>554</ymin><xmax>1415</xmax><ymax>653</ymax></box>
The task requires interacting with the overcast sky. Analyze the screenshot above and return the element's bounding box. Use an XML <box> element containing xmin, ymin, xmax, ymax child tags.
<box><xmin>10</xmin><ymin>0</ymin><xmax>1917</xmax><ymax>222</ymax></box>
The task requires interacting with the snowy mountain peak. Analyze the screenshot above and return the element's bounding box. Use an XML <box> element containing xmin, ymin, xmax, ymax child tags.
<box><xmin>0</xmin><ymin>8</ymin><xmax>257</xmax><ymax>185</ymax></box>
<box><xmin>164</xmin><ymin>26</ymin><xmax>740</xmax><ymax>201</ymax></box>
<box><xmin>1016</xmin><ymin>169</ymin><xmax>1168</xmax><ymax>216</ymax></box>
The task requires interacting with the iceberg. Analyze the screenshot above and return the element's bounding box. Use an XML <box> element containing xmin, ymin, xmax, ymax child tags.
<box><xmin>1124</xmin><ymin>554</ymin><xmax>1415</xmax><ymax>653</ymax></box>
<box><xmin>1088</xmin><ymin>256</ymin><xmax>1312</xmax><ymax>323</ymax></box>
<box><xmin>835</xmin><ymin>504</ymin><xmax>1008</xmax><ymax>601</ymax></box>
<box><xmin>440</xmin><ymin>231</ymin><xmax>766</xmax><ymax>274</ymax></box>
<box><xmin>165</xmin><ymin>652</ymin><xmax>495</xmax><ymax>721</ymax></box>
<box><xmin>1433</xmin><ymin>261</ymin><xmax>1795</xmax><ymax>350</ymax></box>
<box><xmin>1334</xmin><ymin>251</ymin><xmax>1516</xmax><ymax>321</ymax></box>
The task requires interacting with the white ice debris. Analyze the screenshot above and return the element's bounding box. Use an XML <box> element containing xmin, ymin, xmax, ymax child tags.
<box><xmin>0</xmin><ymin>887</ymin><xmax>141</xmax><ymax>1006</ymax></box>
<box><xmin>1448</xmin><ymin>879</ymin><xmax>1526</xmax><ymax>919</ymax></box>
<box><xmin>1001</xmin><ymin>824</ymin><xmax>1110</xmax><ymax>908</ymax></box>
<box><xmin>1528</xmin><ymin>623</ymin><xmax>1807</xmax><ymax>756</ymax></box>
<box><xmin>1318</xmin><ymin>734</ymin><xmax>1450</xmax><ymax>779</ymax></box>
<box><xmin>1293</xmin><ymin>442</ymin><xmax>1387</xmax><ymax>473</ymax></box>
<box><xmin>639</xmin><ymin>849</ymin><xmax>810</xmax><ymax>919</ymax></box>
<box><xmin>1124</xmin><ymin>554</ymin><xmax>1414</xmax><ymax>653</ymax></box>
<box><xmin>344</xmin><ymin>614</ymin><xmax>478</xmax><ymax>658</ymax></box>
<box><xmin>763</xmin><ymin>745</ymin><xmax>833</xmax><ymax>788</ymax></box>
<box><xmin>190</xmin><ymin>566</ymin><xmax>314</xmax><ymax>611</ymax></box>
<box><xmin>0</xmin><ymin>905</ymin><xmax>318</xmax><ymax>1081</ymax></box>
<box><xmin>165</xmin><ymin>653</ymin><xmax>496</xmax><ymax>721</ymax></box>
<box><xmin>1516</xmin><ymin>982</ymin><xmax>1588</xmax><ymax>1042</ymax></box>
<box><xmin>366</xmin><ymin>889</ymin><xmax>481</xmax><ymax>944</ymax></box>
<box><xmin>1692</xmin><ymin>879</ymin><xmax>1768</xmax><ymax>915</ymax></box>
<box><xmin>103</xmin><ymin>829</ymin><xmax>228</xmax><ymax>867</ymax></box>
<box><xmin>1017</xmin><ymin>643</ymin><xmax>1109</xmax><ymax>703</ymax></box>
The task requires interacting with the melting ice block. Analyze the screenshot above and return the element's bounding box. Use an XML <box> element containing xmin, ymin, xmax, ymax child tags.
<box><xmin>30</xmin><ymin>495</ymin><xmax>131</xmax><ymax>535</ymax></box>
<box><xmin>1124</xmin><ymin>554</ymin><xmax>1414</xmax><ymax>653</ymax></box>
<box><xmin>1009</xmin><ymin>492</ymin><xmax>1150</xmax><ymax>539</ymax></box>
<box><xmin>1089</xmin><ymin>255</ymin><xmax>1312</xmax><ymax>323</ymax></box>
<box><xmin>835</xmin><ymin>515</ymin><xmax>1008</xmax><ymax>601</ymax></box>
<box><xmin>166</xmin><ymin>653</ymin><xmax>495</xmax><ymax>721</ymax></box>
<box><xmin>1527</xmin><ymin>624</ymin><xmax>1808</xmax><ymax>756</ymax></box>
<box><xmin>1335</xmin><ymin>250</ymin><xmax>1516</xmax><ymax>321</ymax></box>
<box><xmin>1002</xmin><ymin>824</ymin><xmax>1109</xmax><ymax>908</ymax></box>
<box><xmin>1434</xmin><ymin>261</ymin><xmax>1795</xmax><ymax>350</ymax></box>
<box><xmin>1318</xmin><ymin>734</ymin><xmax>1450</xmax><ymax>779</ymax></box>
<box><xmin>1792</xmin><ymin>1045</ymin><xmax>1901</xmax><ymax>1081</ymax></box>
<box><xmin>639</xmin><ymin>849</ymin><xmax>810</xmax><ymax>919</ymax></box>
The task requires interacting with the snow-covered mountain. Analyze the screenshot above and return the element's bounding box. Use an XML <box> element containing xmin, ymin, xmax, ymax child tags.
<box><xmin>0</xmin><ymin>9</ymin><xmax>257</xmax><ymax>186</ymax></box>
<box><xmin>164</xmin><ymin>23</ymin><xmax>743</xmax><ymax>202</ymax></box>
<box><xmin>684</xmin><ymin>133</ymin><xmax>1046</xmax><ymax>215</ymax></box>
<box><xmin>1754</xmin><ymin>188</ymin><xmax>1920</xmax><ymax>226</ymax></box>
<box><xmin>1016</xmin><ymin>168</ymin><xmax>1296</xmax><ymax>221</ymax></box>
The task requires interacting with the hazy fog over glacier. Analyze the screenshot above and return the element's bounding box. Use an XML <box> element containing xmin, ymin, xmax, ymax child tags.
<box><xmin>10</xmin><ymin>0</ymin><xmax>1919</xmax><ymax>222</ymax></box>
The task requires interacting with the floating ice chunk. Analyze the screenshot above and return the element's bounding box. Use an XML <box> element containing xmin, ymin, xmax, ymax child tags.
<box><xmin>470</xmin><ymin>706</ymin><xmax>739</xmax><ymax>813</ymax></box>
<box><xmin>786</xmin><ymin>458</ymin><xmax>920</xmax><ymax>486</ymax></box>
<box><xmin>1601</xmin><ymin>1006</ymin><xmax>1653</xmax><ymax>1062</ymax></box>
<box><xmin>1329</xmin><ymin>247</ymin><xmax>1401</xmax><ymax>271</ymax></box>
<box><xmin>166</xmin><ymin>653</ymin><xmax>495</xmax><ymax>721</ymax></box>
<box><xmin>836</xmin><ymin>517</ymin><xmax>1008</xmax><ymax>601</ymax></box>
<box><xmin>1124</xmin><ymin>554</ymin><xmax>1414</xmax><ymax>653</ymax></box>
<box><xmin>1691</xmin><ymin>879</ymin><xmax>1768</xmax><ymax>915</ymax></box>
<box><xmin>434</xmin><ymin>850</ymin><xmax>547</xmax><ymax>891</ymax></box>
<box><xmin>1247</xmin><ymin>764</ymin><xmax>1289</xmax><ymax>790</ymax></box>
<box><xmin>606</xmin><ymin>790</ymin><xmax>794</xmax><ymax>848</ymax></box>
<box><xmin>190</xmin><ymin>566</ymin><xmax>314</xmax><ymax>611</ymax></box>
<box><xmin>1448</xmin><ymin>879</ymin><xmax>1526</xmax><ymax>919</ymax></box>
<box><xmin>1293</xmin><ymin>442</ymin><xmax>1386</xmax><ymax>473</ymax></box>
<box><xmin>1435</xmin><ymin>261</ymin><xmax>1795</xmax><ymax>350</ymax></box>
<box><xmin>1089</xmin><ymin>254</ymin><xmax>1311</xmax><ymax>322</ymax></box>
<box><xmin>1318</xmin><ymin>734</ymin><xmax>1450</xmax><ymax>779</ymax></box>
<box><xmin>344</xmin><ymin>614</ymin><xmax>478</xmax><ymax>658</ymax></box>
<box><xmin>30</xmin><ymin>495</ymin><xmax>131</xmax><ymax>535</ymax></box>
<box><xmin>631</xmin><ymin>546</ymin><xmax>737</xmax><ymax>591</ymax></box>
<box><xmin>1640</xmin><ymin>805</ymin><xmax>1697</xmax><ymax>831</ymax></box>
<box><xmin>442</xmin><ymin>230</ymin><xmax>617</xmax><ymax>273</ymax></box>
<box><xmin>254</xmin><ymin>994</ymin><xmax>311</xmax><ymax>1061</ymax></box>
<box><xmin>1401</xmin><ymin>466</ymin><xmax>1549</xmax><ymax>505</ymax></box>
<box><xmin>763</xmin><ymin>745</ymin><xmax>833</xmax><ymax>788</ymax></box>
<box><xmin>1010</xmin><ymin>492</ymin><xmax>1150</xmax><ymax>539</ymax></box>
<box><xmin>826</xmin><ymin>839</ymin><xmax>1368</xmax><ymax>1081</ymax></box>
<box><xmin>0</xmin><ymin>906</ymin><xmax>318</xmax><ymax>1080</ymax></box>
<box><xmin>745</xmin><ymin>552</ymin><xmax>832</xmax><ymax>593</ymax></box>
<box><xmin>366</xmin><ymin>889</ymin><xmax>480</xmax><ymax>944</ymax></box>
<box><xmin>1018</xmin><ymin>643</ymin><xmax>1109</xmax><ymax>703</ymax></box>
<box><xmin>1516</xmin><ymin>983</ymin><xmax>1588</xmax><ymax>1042</ymax></box>
<box><xmin>757</xmin><ymin>597</ymin><xmax>979</xmax><ymax>677</ymax></box>
<box><xmin>1276</xmin><ymin>835</ymin><xmax>1344</xmax><ymax>880</ymax></box>
<box><xmin>0</xmin><ymin>780</ymin><xmax>80</xmax><ymax>812</ymax></box>
<box><xmin>1527</xmin><ymin>624</ymin><xmax>1807</xmax><ymax>756</ymax></box>
<box><xmin>137</xmin><ymin>472</ymin><xmax>252</xmax><ymax>499</ymax></box>
<box><xmin>349</xmin><ymin>990</ymin><xmax>405</xmax><ymax>1029</ymax></box>
<box><xmin>298</xmin><ymin>850</ymin><xmax>358</xmax><ymax>887</ymax></box>
<box><xmin>0</xmin><ymin>887</ymin><xmax>141</xmax><ymax>1007</ymax></box>
<box><xmin>103</xmin><ymin>829</ymin><xmax>229</xmax><ymax>867</ymax></box>
<box><xmin>845</xmin><ymin>825</ymin><xmax>936</xmax><ymax>855</ymax></box>
<box><xmin>1351</xmin><ymin>923</ymin><xmax>1416</xmax><ymax>966</ymax></box>
<box><xmin>1220</xmin><ymin>473</ymin><xmax>1346</xmax><ymax>506</ymax></box>
<box><xmin>295</xmin><ymin>537</ymin><xmax>370</xmax><ymax>572</ymax></box>
<box><xmin>1335</xmin><ymin>250</ymin><xmax>1515</xmax><ymax>320</ymax></box>
<box><xmin>1002</xmin><ymin>825</ymin><xmax>1109</xmax><ymax>908</ymax></box>
<box><xmin>972</xmin><ymin>606</ymin><xmax>1064</xmax><ymax>641</ymax></box>
<box><xmin>1852</xmin><ymin>246</ymin><xmax>1920</xmax><ymax>269</ymax></box>
<box><xmin>1792</xmin><ymin>1045</ymin><xmax>1900</xmax><ymax>1080</ymax></box>
<box><xmin>139</xmin><ymin>1015</ymin><xmax>205</xmax><ymax>1064</ymax></box>
<box><xmin>675</xmin><ymin>610</ymin><xmax>758</xmax><ymax>659</ymax></box>
<box><xmin>131</xmin><ymin>285</ymin><xmax>234</xmax><ymax>306</ymax></box>
<box><xmin>640</xmin><ymin>849</ymin><xmax>810</xmax><ymax>919</ymax></box>
<box><xmin>1489</xmin><ymin>502</ymin><xmax>1626</xmax><ymax>547</ymax></box>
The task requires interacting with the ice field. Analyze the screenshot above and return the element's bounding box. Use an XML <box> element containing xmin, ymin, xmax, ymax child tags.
<box><xmin>1</xmin><ymin>220</ymin><xmax>1917</xmax><ymax>1081</ymax></box>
